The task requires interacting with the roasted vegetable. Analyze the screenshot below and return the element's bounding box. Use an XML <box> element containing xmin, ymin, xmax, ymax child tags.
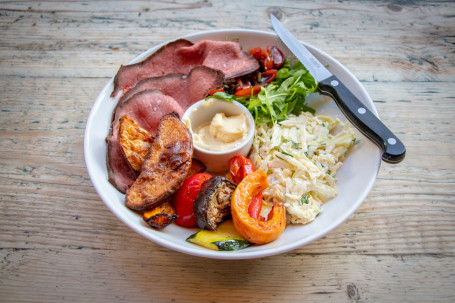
<box><xmin>229</xmin><ymin>155</ymin><xmax>255</xmax><ymax>184</ymax></box>
<box><xmin>188</xmin><ymin>158</ymin><xmax>207</xmax><ymax>176</ymax></box>
<box><xmin>125</xmin><ymin>112</ymin><xmax>193</xmax><ymax>211</ymax></box>
<box><xmin>266</xmin><ymin>45</ymin><xmax>285</xmax><ymax>69</ymax></box>
<box><xmin>249</xmin><ymin>47</ymin><xmax>273</xmax><ymax>71</ymax></box>
<box><xmin>142</xmin><ymin>199</ymin><xmax>177</xmax><ymax>229</ymax></box>
<box><xmin>174</xmin><ymin>173</ymin><xmax>212</xmax><ymax>227</ymax></box>
<box><xmin>118</xmin><ymin>115</ymin><xmax>154</xmax><ymax>172</ymax></box>
<box><xmin>186</xmin><ymin>220</ymin><xmax>251</xmax><ymax>251</ymax></box>
<box><xmin>231</xmin><ymin>170</ymin><xmax>286</xmax><ymax>244</ymax></box>
<box><xmin>229</xmin><ymin>155</ymin><xmax>263</xmax><ymax>219</ymax></box>
<box><xmin>193</xmin><ymin>176</ymin><xmax>236</xmax><ymax>231</ymax></box>
<box><xmin>234</xmin><ymin>85</ymin><xmax>262</xmax><ymax>97</ymax></box>
<box><xmin>118</xmin><ymin>115</ymin><xmax>206</xmax><ymax>176</ymax></box>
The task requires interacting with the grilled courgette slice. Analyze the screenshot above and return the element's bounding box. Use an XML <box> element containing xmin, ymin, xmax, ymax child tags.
<box><xmin>186</xmin><ymin>220</ymin><xmax>251</xmax><ymax>251</ymax></box>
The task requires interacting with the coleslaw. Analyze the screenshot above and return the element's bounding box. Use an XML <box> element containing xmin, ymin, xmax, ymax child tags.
<box><xmin>249</xmin><ymin>112</ymin><xmax>357</xmax><ymax>224</ymax></box>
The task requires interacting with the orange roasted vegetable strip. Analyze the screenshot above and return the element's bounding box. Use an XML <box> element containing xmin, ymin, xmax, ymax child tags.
<box><xmin>231</xmin><ymin>170</ymin><xmax>286</xmax><ymax>244</ymax></box>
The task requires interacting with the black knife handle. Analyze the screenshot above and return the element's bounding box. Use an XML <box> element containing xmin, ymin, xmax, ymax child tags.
<box><xmin>318</xmin><ymin>75</ymin><xmax>406</xmax><ymax>164</ymax></box>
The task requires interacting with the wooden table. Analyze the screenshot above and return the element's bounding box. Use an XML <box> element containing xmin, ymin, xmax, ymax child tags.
<box><xmin>1</xmin><ymin>1</ymin><xmax>454</xmax><ymax>301</ymax></box>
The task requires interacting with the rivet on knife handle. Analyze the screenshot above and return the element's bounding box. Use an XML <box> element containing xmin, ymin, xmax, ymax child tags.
<box><xmin>319</xmin><ymin>76</ymin><xmax>406</xmax><ymax>163</ymax></box>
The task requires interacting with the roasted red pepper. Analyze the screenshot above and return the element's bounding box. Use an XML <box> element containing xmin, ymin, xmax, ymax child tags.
<box><xmin>234</xmin><ymin>85</ymin><xmax>262</xmax><ymax>97</ymax></box>
<box><xmin>209</xmin><ymin>87</ymin><xmax>225</xmax><ymax>95</ymax></box>
<box><xmin>174</xmin><ymin>173</ymin><xmax>212</xmax><ymax>227</ymax></box>
<box><xmin>248</xmin><ymin>194</ymin><xmax>263</xmax><ymax>219</ymax></box>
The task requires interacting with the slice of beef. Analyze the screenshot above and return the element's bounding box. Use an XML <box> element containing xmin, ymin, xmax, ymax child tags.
<box><xmin>111</xmin><ymin>39</ymin><xmax>259</xmax><ymax>98</ymax></box>
<box><xmin>118</xmin><ymin>66</ymin><xmax>224</xmax><ymax>113</ymax></box>
<box><xmin>178</xmin><ymin>40</ymin><xmax>260</xmax><ymax>80</ymax></box>
<box><xmin>106</xmin><ymin>136</ymin><xmax>137</xmax><ymax>194</ymax></box>
<box><xmin>111</xmin><ymin>39</ymin><xmax>195</xmax><ymax>98</ymax></box>
<box><xmin>107</xmin><ymin>90</ymin><xmax>184</xmax><ymax>193</ymax></box>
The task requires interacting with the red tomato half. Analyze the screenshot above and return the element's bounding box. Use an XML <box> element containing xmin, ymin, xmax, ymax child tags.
<box><xmin>267</xmin><ymin>46</ymin><xmax>285</xmax><ymax>69</ymax></box>
<box><xmin>235</xmin><ymin>79</ymin><xmax>252</xmax><ymax>92</ymax></box>
<box><xmin>249</xmin><ymin>47</ymin><xmax>273</xmax><ymax>71</ymax></box>
<box><xmin>174</xmin><ymin>173</ymin><xmax>212</xmax><ymax>227</ymax></box>
<box><xmin>230</xmin><ymin>155</ymin><xmax>256</xmax><ymax>184</ymax></box>
<box><xmin>229</xmin><ymin>155</ymin><xmax>263</xmax><ymax>219</ymax></box>
<box><xmin>259</xmin><ymin>69</ymin><xmax>277</xmax><ymax>85</ymax></box>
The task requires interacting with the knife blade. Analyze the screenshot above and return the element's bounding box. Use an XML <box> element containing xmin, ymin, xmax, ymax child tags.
<box><xmin>270</xmin><ymin>14</ymin><xmax>405</xmax><ymax>164</ymax></box>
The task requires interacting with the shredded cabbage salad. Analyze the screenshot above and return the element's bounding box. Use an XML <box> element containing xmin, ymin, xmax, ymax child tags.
<box><xmin>249</xmin><ymin>112</ymin><xmax>357</xmax><ymax>224</ymax></box>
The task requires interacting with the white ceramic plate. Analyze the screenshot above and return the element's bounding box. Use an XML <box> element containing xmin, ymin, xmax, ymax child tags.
<box><xmin>84</xmin><ymin>29</ymin><xmax>381</xmax><ymax>259</ymax></box>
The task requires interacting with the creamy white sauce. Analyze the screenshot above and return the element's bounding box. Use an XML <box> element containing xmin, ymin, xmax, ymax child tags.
<box><xmin>192</xmin><ymin>113</ymin><xmax>249</xmax><ymax>151</ymax></box>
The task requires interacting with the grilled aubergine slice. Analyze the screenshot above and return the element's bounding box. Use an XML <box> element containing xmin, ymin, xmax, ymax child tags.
<box><xmin>193</xmin><ymin>176</ymin><xmax>236</xmax><ymax>231</ymax></box>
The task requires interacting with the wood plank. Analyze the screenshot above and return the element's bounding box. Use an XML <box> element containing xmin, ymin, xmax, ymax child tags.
<box><xmin>0</xmin><ymin>248</ymin><xmax>453</xmax><ymax>302</ymax></box>
<box><xmin>0</xmin><ymin>1</ymin><xmax>454</xmax><ymax>81</ymax></box>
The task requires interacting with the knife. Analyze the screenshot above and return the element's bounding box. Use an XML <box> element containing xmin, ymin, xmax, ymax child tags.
<box><xmin>270</xmin><ymin>14</ymin><xmax>406</xmax><ymax>164</ymax></box>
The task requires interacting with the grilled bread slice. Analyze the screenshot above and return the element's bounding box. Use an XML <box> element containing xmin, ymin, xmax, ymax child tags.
<box><xmin>125</xmin><ymin>112</ymin><xmax>193</xmax><ymax>211</ymax></box>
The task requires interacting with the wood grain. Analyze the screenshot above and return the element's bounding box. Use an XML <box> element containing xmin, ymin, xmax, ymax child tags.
<box><xmin>1</xmin><ymin>0</ymin><xmax>454</xmax><ymax>302</ymax></box>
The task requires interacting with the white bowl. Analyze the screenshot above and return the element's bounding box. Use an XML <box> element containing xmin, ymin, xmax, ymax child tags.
<box><xmin>84</xmin><ymin>29</ymin><xmax>381</xmax><ymax>259</ymax></box>
<box><xmin>182</xmin><ymin>98</ymin><xmax>255</xmax><ymax>173</ymax></box>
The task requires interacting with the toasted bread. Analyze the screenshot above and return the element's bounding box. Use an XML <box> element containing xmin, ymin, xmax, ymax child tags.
<box><xmin>118</xmin><ymin>115</ymin><xmax>154</xmax><ymax>173</ymax></box>
<box><xmin>125</xmin><ymin>112</ymin><xmax>193</xmax><ymax>211</ymax></box>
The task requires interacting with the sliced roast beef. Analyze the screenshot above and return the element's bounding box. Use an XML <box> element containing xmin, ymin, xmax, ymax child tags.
<box><xmin>118</xmin><ymin>66</ymin><xmax>224</xmax><ymax>112</ymax></box>
<box><xmin>184</xmin><ymin>66</ymin><xmax>225</xmax><ymax>110</ymax></box>
<box><xmin>111</xmin><ymin>39</ymin><xmax>259</xmax><ymax>98</ymax></box>
<box><xmin>107</xmin><ymin>90</ymin><xmax>184</xmax><ymax>193</ymax></box>
<box><xmin>178</xmin><ymin>40</ymin><xmax>260</xmax><ymax>80</ymax></box>
<box><xmin>111</xmin><ymin>39</ymin><xmax>194</xmax><ymax>98</ymax></box>
<box><xmin>106</xmin><ymin>136</ymin><xmax>137</xmax><ymax>194</ymax></box>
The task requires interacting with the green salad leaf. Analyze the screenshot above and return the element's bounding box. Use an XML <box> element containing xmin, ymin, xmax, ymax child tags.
<box><xmin>210</xmin><ymin>59</ymin><xmax>318</xmax><ymax>124</ymax></box>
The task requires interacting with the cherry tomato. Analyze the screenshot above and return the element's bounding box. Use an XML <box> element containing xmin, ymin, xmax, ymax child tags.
<box><xmin>174</xmin><ymin>173</ymin><xmax>212</xmax><ymax>227</ymax></box>
<box><xmin>235</xmin><ymin>79</ymin><xmax>251</xmax><ymax>92</ymax></box>
<box><xmin>229</xmin><ymin>155</ymin><xmax>263</xmax><ymax>219</ymax></box>
<box><xmin>267</xmin><ymin>46</ymin><xmax>285</xmax><ymax>69</ymax></box>
<box><xmin>248</xmin><ymin>47</ymin><xmax>263</xmax><ymax>59</ymax></box>
<box><xmin>230</xmin><ymin>155</ymin><xmax>256</xmax><ymax>184</ymax></box>
<box><xmin>259</xmin><ymin>69</ymin><xmax>277</xmax><ymax>85</ymax></box>
<box><xmin>249</xmin><ymin>47</ymin><xmax>273</xmax><ymax>71</ymax></box>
